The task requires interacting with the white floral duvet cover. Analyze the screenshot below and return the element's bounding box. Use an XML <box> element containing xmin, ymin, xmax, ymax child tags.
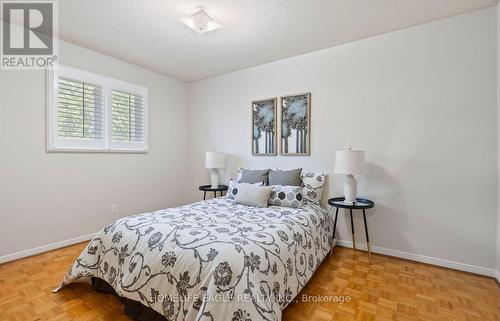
<box><xmin>57</xmin><ymin>198</ymin><xmax>334</xmax><ymax>321</ymax></box>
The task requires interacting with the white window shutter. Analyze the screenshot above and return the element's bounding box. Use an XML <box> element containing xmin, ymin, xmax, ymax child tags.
<box><xmin>108</xmin><ymin>79</ymin><xmax>148</xmax><ymax>151</ymax></box>
<box><xmin>57</xmin><ymin>78</ymin><xmax>104</xmax><ymax>139</ymax></box>
<box><xmin>111</xmin><ymin>90</ymin><xmax>145</xmax><ymax>142</ymax></box>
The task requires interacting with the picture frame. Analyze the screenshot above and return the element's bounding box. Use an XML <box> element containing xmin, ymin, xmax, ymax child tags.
<box><xmin>251</xmin><ymin>97</ymin><xmax>277</xmax><ymax>156</ymax></box>
<box><xmin>280</xmin><ymin>92</ymin><xmax>311</xmax><ymax>156</ymax></box>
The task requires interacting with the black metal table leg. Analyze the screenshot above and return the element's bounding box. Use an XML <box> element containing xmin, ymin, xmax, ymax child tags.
<box><xmin>332</xmin><ymin>207</ymin><xmax>339</xmax><ymax>240</ymax></box>
<box><xmin>350</xmin><ymin>209</ymin><xmax>356</xmax><ymax>250</ymax></box>
<box><xmin>362</xmin><ymin>209</ymin><xmax>372</xmax><ymax>263</ymax></box>
<box><xmin>331</xmin><ymin>207</ymin><xmax>339</xmax><ymax>259</ymax></box>
<box><xmin>203</xmin><ymin>191</ymin><xmax>206</xmax><ymax>200</ymax></box>
<box><xmin>213</xmin><ymin>191</ymin><xmax>217</xmax><ymax>198</ymax></box>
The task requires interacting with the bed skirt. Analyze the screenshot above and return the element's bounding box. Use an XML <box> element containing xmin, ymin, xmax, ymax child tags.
<box><xmin>92</xmin><ymin>277</ymin><xmax>166</xmax><ymax>321</ymax></box>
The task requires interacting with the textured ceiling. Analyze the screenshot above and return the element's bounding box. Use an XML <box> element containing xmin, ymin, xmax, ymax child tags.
<box><xmin>58</xmin><ymin>0</ymin><xmax>499</xmax><ymax>81</ymax></box>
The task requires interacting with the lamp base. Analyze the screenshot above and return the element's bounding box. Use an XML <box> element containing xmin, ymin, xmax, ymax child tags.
<box><xmin>210</xmin><ymin>169</ymin><xmax>219</xmax><ymax>189</ymax></box>
<box><xmin>343</xmin><ymin>174</ymin><xmax>357</xmax><ymax>204</ymax></box>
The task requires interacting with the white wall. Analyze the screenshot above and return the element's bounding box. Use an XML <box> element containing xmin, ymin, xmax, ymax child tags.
<box><xmin>496</xmin><ymin>3</ymin><xmax>500</xmax><ymax>280</ymax></box>
<box><xmin>0</xmin><ymin>41</ymin><xmax>190</xmax><ymax>259</ymax></box>
<box><xmin>188</xmin><ymin>8</ymin><xmax>498</xmax><ymax>271</ymax></box>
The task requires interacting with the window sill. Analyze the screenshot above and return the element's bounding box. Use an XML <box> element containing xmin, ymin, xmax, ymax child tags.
<box><xmin>46</xmin><ymin>147</ymin><xmax>148</xmax><ymax>154</ymax></box>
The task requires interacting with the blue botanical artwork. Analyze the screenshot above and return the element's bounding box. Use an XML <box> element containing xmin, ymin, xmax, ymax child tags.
<box><xmin>252</xmin><ymin>98</ymin><xmax>277</xmax><ymax>155</ymax></box>
<box><xmin>281</xmin><ymin>93</ymin><xmax>310</xmax><ymax>155</ymax></box>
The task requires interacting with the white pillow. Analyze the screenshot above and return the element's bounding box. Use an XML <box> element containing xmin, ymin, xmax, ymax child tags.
<box><xmin>301</xmin><ymin>172</ymin><xmax>327</xmax><ymax>204</ymax></box>
<box><xmin>234</xmin><ymin>184</ymin><xmax>273</xmax><ymax>208</ymax></box>
<box><xmin>226</xmin><ymin>180</ymin><xmax>263</xmax><ymax>199</ymax></box>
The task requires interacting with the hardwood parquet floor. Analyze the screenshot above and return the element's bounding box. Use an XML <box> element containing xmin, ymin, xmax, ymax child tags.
<box><xmin>0</xmin><ymin>242</ymin><xmax>499</xmax><ymax>321</ymax></box>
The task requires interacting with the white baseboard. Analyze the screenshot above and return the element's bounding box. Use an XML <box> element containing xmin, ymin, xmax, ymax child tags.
<box><xmin>0</xmin><ymin>234</ymin><xmax>94</xmax><ymax>264</ymax></box>
<box><xmin>336</xmin><ymin>239</ymin><xmax>498</xmax><ymax>278</ymax></box>
<box><xmin>495</xmin><ymin>270</ymin><xmax>500</xmax><ymax>283</ymax></box>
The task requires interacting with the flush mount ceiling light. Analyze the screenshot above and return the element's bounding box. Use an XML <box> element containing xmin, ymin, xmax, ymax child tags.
<box><xmin>179</xmin><ymin>7</ymin><xmax>222</xmax><ymax>34</ymax></box>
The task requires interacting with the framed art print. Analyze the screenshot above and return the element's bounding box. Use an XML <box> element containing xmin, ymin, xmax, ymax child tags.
<box><xmin>252</xmin><ymin>97</ymin><xmax>277</xmax><ymax>156</ymax></box>
<box><xmin>280</xmin><ymin>92</ymin><xmax>311</xmax><ymax>156</ymax></box>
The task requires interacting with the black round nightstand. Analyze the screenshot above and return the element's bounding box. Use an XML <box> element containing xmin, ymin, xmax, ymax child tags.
<box><xmin>199</xmin><ymin>185</ymin><xmax>228</xmax><ymax>200</ymax></box>
<box><xmin>328</xmin><ymin>197</ymin><xmax>375</xmax><ymax>262</ymax></box>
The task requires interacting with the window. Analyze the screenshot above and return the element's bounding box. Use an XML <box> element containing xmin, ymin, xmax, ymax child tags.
<box><xmin>110</xmin><ymin>88</ymin><xmax>146</xmax><ymax>151</ymax></box>
<box><xmin>57</xmin><ymin>78</ymin><xmax>104</xmax><ymax>140</ymax></box>
<box><xmin>46</xmin><ymin>65</ymin><xmax>148</xmax><ymax>152</ymax></box>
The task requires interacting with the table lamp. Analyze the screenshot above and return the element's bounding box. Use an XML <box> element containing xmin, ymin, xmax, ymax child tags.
<box><xmin>205</xmin><ymin>151</ymin><xmax>226</xmax><ymax>188</ymax></box>
<box><xmin>334</xmin><ymin>148</ymin><xmax>365</xmax><ymax>204</ymax></box>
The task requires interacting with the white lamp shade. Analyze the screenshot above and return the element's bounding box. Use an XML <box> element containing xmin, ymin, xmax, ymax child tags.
<box><xmin>205</xmin><ymin>151</ymin><xmax>226</xmax><ymax>169</ymax></box>
<box><xmin>334</xmin><ymin>150</ymin><xmax>365</xmax><ymax>175</ymax></box>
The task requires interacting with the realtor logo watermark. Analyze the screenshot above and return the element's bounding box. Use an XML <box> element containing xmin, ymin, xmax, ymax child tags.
<box><xmin>1</xmin><ymin>0</ymin><xmax>58</xmax><ymax>69</ymax></box>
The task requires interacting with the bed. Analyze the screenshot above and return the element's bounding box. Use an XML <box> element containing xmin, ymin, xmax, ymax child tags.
<box><xmin>55</xmin><ymin>197</ymin><xmax>334</xmax><ymax>321</ymax></box>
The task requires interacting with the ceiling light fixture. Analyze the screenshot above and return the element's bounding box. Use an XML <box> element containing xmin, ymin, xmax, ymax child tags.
<box><xmin>179</xmin><ymin>7</ymin><xmax>222</xmax><ymax>34</ymax></box>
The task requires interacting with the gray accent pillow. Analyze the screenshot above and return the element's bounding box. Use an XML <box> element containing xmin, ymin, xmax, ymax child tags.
<box><xmin>238</xmin><ymin>169</ymin><xmax>270</xmax><ymax>185</ymax></box>
<box><xmin>268</xmin><ymin>185</ymin><xmax>303</xmax><ymax>208</ymax></box>
<box><xmin>234</xmin><ymin>184</ymin><xmax>273</xmax><ymax>207</ymax></box>
<box><xmin>268</xmin><ymin>168</ymin><xmax>302</xmax><ymax>186</ymax></box>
